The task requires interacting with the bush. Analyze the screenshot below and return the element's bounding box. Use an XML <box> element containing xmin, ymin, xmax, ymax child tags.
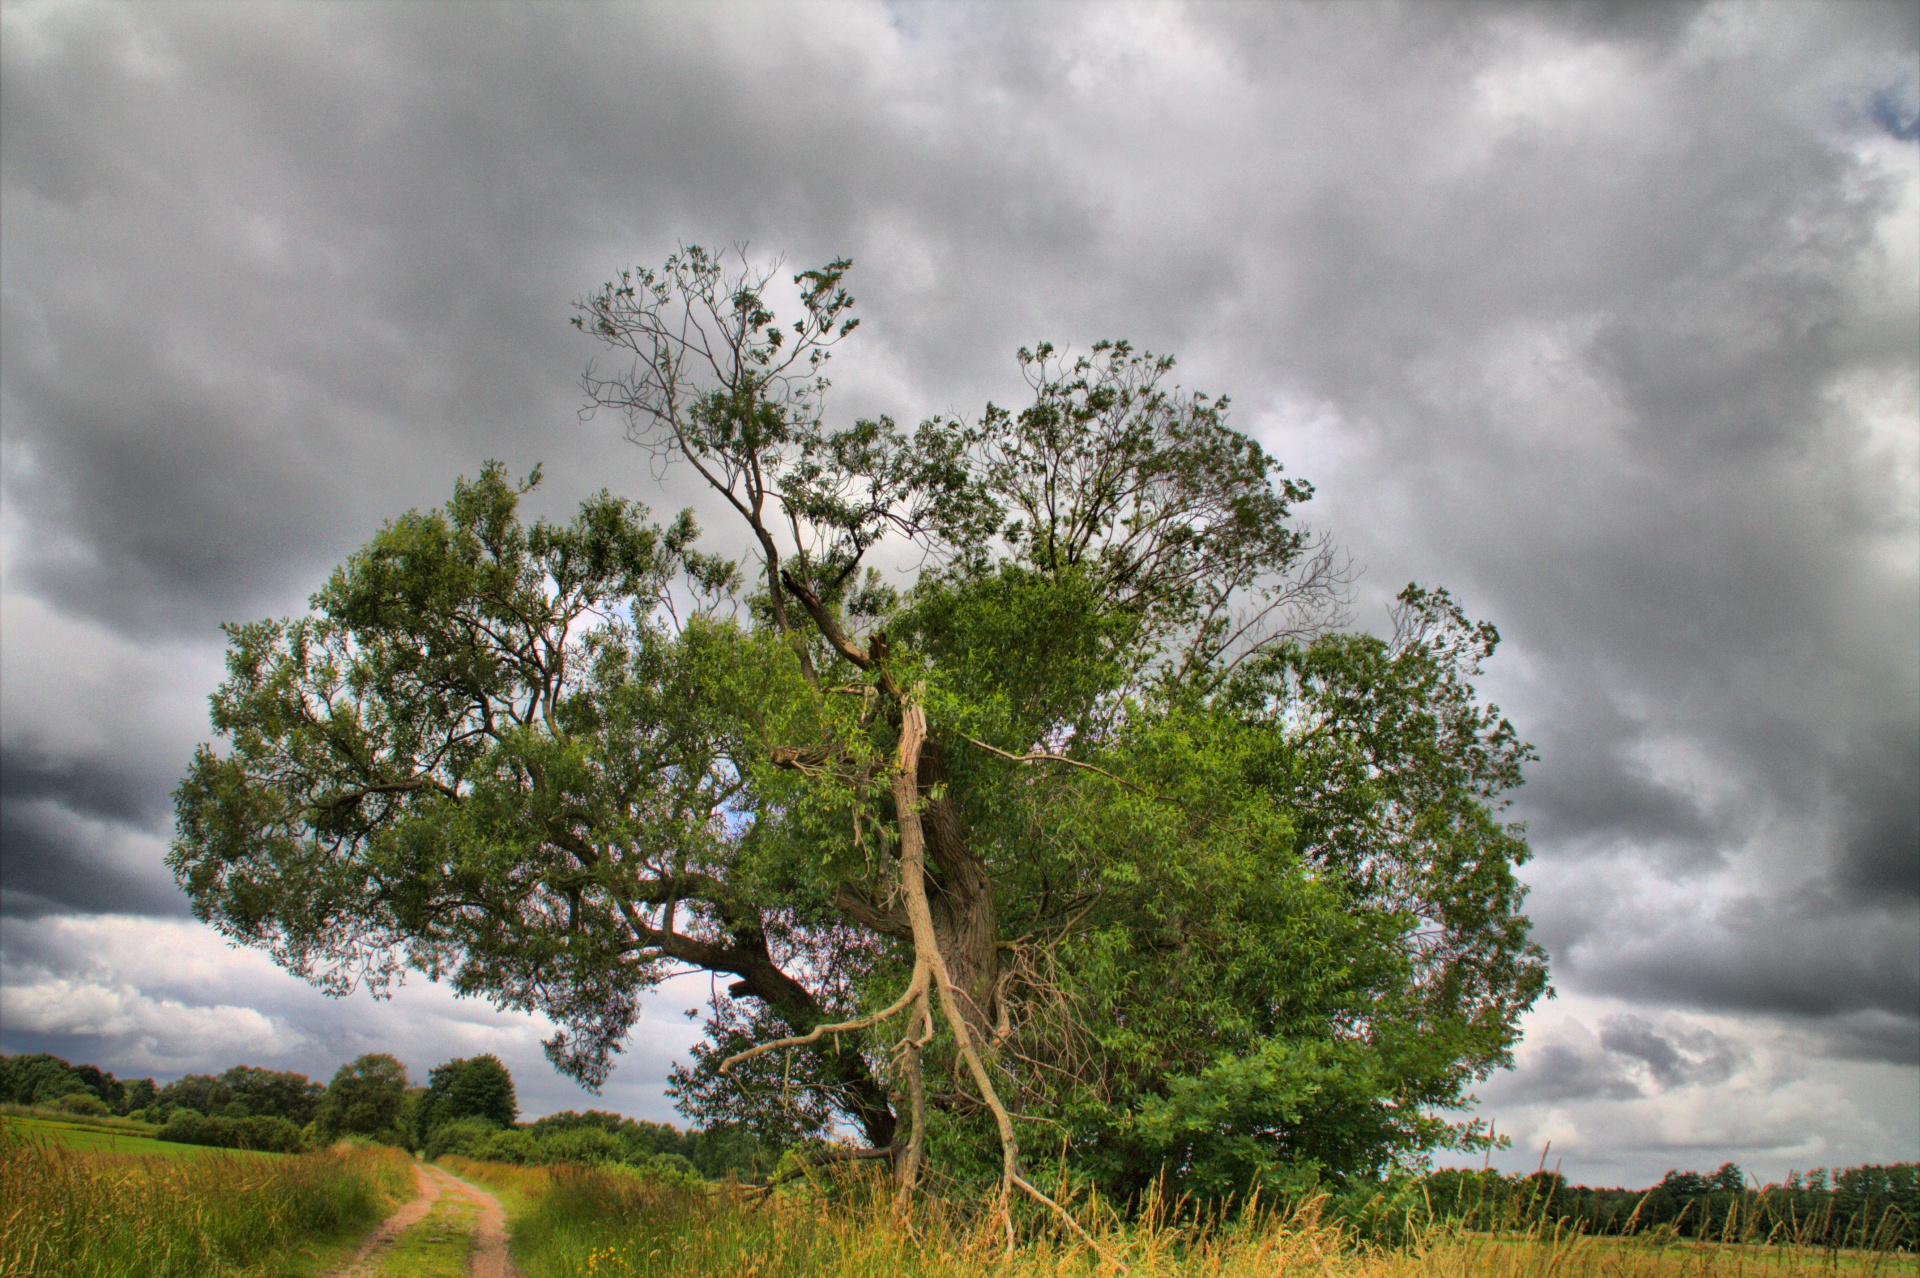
<box><xmin>423</xmin><ymin>1116</ymin><xmax>500</xmax><ymax>1161</ymax></box>
<box><xmin>541</xmin><ymin>1125</ymin><xmax>625</xmax><ymax>1166</ymax></box>
<box><xmin>476</xmin><ymin>1129</ymin><xmax>543</xmax><ymax>1165</ymax></box>
<box><xmin>158</xmin><ymin>1109</ymin><xmax>305</xmax><ymax>1153</ymax></box>
<box><xmin>51</xmin><ymin>1093</ymin><xmax>111</xmax><ymax>1118</ymax></box>
<box><xmin>627</xmin><ymin>1149</ymin><xmax>704</xmax><ymax>1187</ymax></box>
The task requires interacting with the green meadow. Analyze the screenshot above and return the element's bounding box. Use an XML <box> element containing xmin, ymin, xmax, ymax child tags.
<box><xmin>3</xmin><ymin>1112</ymin><xmax>264</xmax><ymax>1159</ymax></box>
<box><xmin>0</xmin><ymin>1116</ymin><xmax>414</xmax><ymax>1278</ymax></box>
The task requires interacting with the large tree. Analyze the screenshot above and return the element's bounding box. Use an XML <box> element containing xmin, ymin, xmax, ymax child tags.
<box><xmin>172</xmin><ymin>247</ymin><xmax>1546</xmax><ymax>1218</ymax></box>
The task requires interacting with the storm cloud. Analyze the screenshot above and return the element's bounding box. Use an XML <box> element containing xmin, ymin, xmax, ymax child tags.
<box><xmin>2</xmin><ymin>0</ymin><xmax>1913</xmax><ymax>1181</ymax></box>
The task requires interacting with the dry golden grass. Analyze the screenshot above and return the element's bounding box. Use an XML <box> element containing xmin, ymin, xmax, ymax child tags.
<box><xmin>440</xmin><ymin>1156</ymin><xmax>1918</xmax><ymax>1278</ymax></box>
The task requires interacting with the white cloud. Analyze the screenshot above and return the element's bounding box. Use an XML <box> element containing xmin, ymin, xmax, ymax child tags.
<box><xmin>1450</xmin><ymin>992</ymin><xmax>1919</xmax><ymax>1185</ymax></box>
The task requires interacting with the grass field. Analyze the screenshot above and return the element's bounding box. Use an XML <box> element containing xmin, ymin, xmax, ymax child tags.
<box><xmin>3</xmin><ymin>1112</ymin><xmax>269</xmax><ymax>1159</ymax></box>
<box><xmin>0</xmin><ymin>1119</ymin><xmax>416</xmax><ymax>1277</ymax></box>
<box><xmin>439</xmin><ymin>1156</ymin><xmax>1919</xmax><ymax>1278</ymax></box>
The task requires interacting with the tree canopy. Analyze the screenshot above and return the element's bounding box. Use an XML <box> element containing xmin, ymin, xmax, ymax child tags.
<box><xmin>315</xmin><ymin>1053</ymin><xmax>411</xmax><ymax>1142</ymax></box>
<box><xmin>172</xmin><ymin>246</ymin><xmax>1546</xmax><ymax>1216</ymax></box>
<box><xmin>412</xmin><ymin>1054</ymin><xmax>518</xmax><ymax>1148</ymax></box>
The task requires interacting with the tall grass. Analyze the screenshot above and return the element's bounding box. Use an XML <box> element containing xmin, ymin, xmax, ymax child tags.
<box><xmin>444</xmin><ymin>1156</ymin><xmax>1919</xmax><ymax>1278</ymax></box>
<box><xmin>0</xmin><ymin>1122</ymin><xmax>414</xmax><ymax>1277</ymax></box>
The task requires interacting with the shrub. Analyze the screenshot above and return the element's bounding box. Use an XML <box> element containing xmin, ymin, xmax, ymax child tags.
<box><xmin>423</xmin><ymin>1115</ymin><xmax>500</xmax><ymax>1161</ymax></box>
<box><xmin>476</xmin><ymin>1128</ymin><xmax>543</xmax><ymax>1165</ymax></box>
<box><xmin>627</xmin><ymin>1149</ymin><xmax>705</xmax><ymax>1188</ymax></box>
<box><xmin>52</xmin><ymin>1093</ymin><xmax>111</xmax><ymax>1118</ymax></box>
<box><xmin>159</xmin><ymin>1109</ymin><xmax>220</xmax><ymax>1147</ymax></box>
<box><xmin>541</xmin><ymin>1125</ymin><xmax>626</xmax><ymax>1166</ymax></box>
<box><xmin>157</xmin><ymin>1109</ymin><xmax>304</xmax><ymax>1152</ymax></box>
<box><xmin>236</xmin><ymin>1115</ymin><xmax>305</xmax><ymax>1153</ymax></box>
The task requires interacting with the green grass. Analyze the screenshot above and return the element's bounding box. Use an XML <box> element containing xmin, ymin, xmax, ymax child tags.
<box><xmin>0</xmin><ymin>1102</ymin><xmax>162</xmax><ymax>1134</ymax></box>
<box><xmin>0</xmin><ymin>1122</ymin><xmax>415</xmax><ymax>1277</ymax></box>
<box><xmin>4</xmin><ymin>1113</ymin><xmax>272</xmax><ymax>1159</ymax></box>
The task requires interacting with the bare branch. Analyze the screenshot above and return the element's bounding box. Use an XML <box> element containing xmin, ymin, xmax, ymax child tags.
<box><xmin>958</xmin><ymin>736</ymin><xmax>1147</xmax><ymax>795</ymax></box>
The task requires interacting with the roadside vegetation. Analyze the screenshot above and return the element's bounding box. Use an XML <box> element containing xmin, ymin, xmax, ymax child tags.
<box><xmin>435</xmin><ymin>1154</ymin><xmax>1920</xmax><ymax>1278</ymax></box>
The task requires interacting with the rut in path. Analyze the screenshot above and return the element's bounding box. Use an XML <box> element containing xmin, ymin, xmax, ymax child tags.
<box><xmin>328</xmin><ymin>1161</ymin><xmax>519</xmax><ymax>1278</ymax></box>
<box><xmin>430</xmin><ymin>1163</ymin><xmax>519</xmax><ymax>1278</ymax></box>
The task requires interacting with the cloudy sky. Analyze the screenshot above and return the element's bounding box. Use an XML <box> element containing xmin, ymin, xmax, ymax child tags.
<box><xmin>2</xmin><ymin>0</ymin><xmax>1914</xmax><ymax>1187</ymax></box>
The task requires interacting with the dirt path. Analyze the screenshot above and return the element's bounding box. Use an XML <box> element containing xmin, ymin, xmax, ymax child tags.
<box><xmin>427</xmin><ymin>1164</ymin><xmax>518</xmax><ymax>1278</ymax></box>
<box><xmin>327</xmin><ymin>1161</ymin><xmax>518</xmax><ymax>1278</ymax></box>
<box><xmin>330</xmin><ymin>1163</ymin><xmax>442</xmax><ymax>1276</ymax></box>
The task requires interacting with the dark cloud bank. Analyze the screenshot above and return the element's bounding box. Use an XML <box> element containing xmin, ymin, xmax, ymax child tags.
<box><xmin>2</xmin><ymin>0</ymin><xmax>1914</xmax><ymax>1181</ymax></box>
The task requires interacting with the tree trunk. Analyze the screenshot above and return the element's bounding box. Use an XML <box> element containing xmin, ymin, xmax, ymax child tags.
<box><xmin>912</xmin><ymin>737</ymin><xmax>1000</xmax><ymax>1045</ymax></box>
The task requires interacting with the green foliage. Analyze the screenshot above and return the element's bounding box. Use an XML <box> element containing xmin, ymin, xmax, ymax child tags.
<box><xmin>1332</xmin><ymin>1162</ymin><xmax>1920</xmax><ymax>1254</ymax></box>
<box><xmin>0</xmin><ymin>1052</ymin><xmax>154</xmax><ymax>1115</ymax></box>
<box><xmin>316</xmin><ymin>1052</ymin><xmax>412</xmax><ymax>1144</ymax></box>
<box><xmin>155</xmin><ymin>1064</ymin><xmax>324</xmax><ymax>1125</ymax></box>
<box><xmin>413</xmin><ymin>1055</ymin><xmax>518</xmax><ymax>1150</ymax></box>
<box><xmin>424</xmin><ymin>1115</ymin><xmax>504</xmax><ymax>1160</ymax></box>
<box><xmin>157</xmin><ymin>1108</ymin><xmax>307</xmax><ymax>1153</ymax></box>
<box><xmin>52</xmin><ymin>1093</ymin><xmax>111</xmax><ymax>1117</ymax></box>
<box><xmin>475</xmin><ymin>1127</ymin><xmax>545</xmax><ymax>1164</ymax></box>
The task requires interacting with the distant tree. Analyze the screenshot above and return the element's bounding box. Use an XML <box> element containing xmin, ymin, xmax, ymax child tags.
<box><xmin>412</xmin><ymin>1055</ymin><xmax>517</xmax><ymax>1148</ymax></box>
<box><xmin>156</xmin><ymin>1074</ymin><xmax>223</xmax><ymax>1116</ymax></box>
<box><xmin>118</xmin><ymin>1078</ymin><xmax>158</xmax><ymax>1115</ymax></box>
<box><xmin>153</xmin><ymin>1066</ymin><xmax>319</xmax><ymax>1121</ymax></box>
<box><xmin>0</xmin><ymin>1054</ymin><xmax>101</xmax><ymax>1107</ymax></box>
<box><xmin>315</xmin><ymin>1053</ymin><xmax>411</xmax><ymax>1143</ymax></box>
<box><xmin>210</xmin><ymin>1065</ymin><xmax>324</xmax><ymax>1124</ymax></box>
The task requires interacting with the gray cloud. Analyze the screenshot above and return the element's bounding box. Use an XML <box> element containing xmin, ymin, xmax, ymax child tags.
<box><xmin>1573</xmin><ymin>892</ymin><xmax>1920</xmax><ymax>1022</ymax></box>
<box><xmin>1815</xmin><ymin>1011</ymin><xmax>1920</xmax><ymax>1066</ymax></box>
<box><xmin>0</xmin><ymin>798</ymin><xmax>188</xmax><ymax>919</ymax></box>
<box><xmin>1488</xmin><ymin>1039</ymin><xmax>1647</xmax><ymax>1105</ymax></box>
<box><xmin>1599</xmin><ymin>1014</ymin><xmax>1743</xmax><ymax>1089</ymax></box>
<box><xmin>1834</xmin><ymin>718</ymin><xmax>1920</xmax><ymax>901</ymax></box>
<box><xmin>1</xmin><ymin>0</ymin><xmax>1913</xmax><ymax>1176</ymax></box>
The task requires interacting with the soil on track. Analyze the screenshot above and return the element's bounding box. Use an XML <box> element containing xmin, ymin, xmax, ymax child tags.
<box><xmin>328</xmin><ymin>1161</ymin><xmax>518</xmax><ymax>1278</ymax></box>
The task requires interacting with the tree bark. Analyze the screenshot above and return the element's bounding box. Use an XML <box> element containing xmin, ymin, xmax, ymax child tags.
<box><xmin>911</xmin><ymin>737</ymin><xmax>1000</xmax><ymax>1045</ymax></box>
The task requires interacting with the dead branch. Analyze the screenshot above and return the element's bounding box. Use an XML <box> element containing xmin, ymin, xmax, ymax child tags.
<box><xmin>719</xmin><ymin>959</ymin><xmax>928</xmax><ymax>1074</ymax></box>
<box><xmin>958</xmin><ymin>736</ymin><xmax>1148</xmax><ymax>795</ymax></box>
<box><xmin>745</xmin><ymin>1144</ymin><xmax>897</xmax><ymax>1195</ymax></box>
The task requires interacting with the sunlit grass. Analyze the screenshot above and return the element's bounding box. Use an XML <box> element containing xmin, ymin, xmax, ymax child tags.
<box><xmin>0</xmin><ymin>1120</ymin><xmax>415</xmax><ymax>1278</ymax></box>
<box><xmin>4</xmin><ymin>1112</ymin><xmax>253</xmax><ymax>1159</ymax></box>
<box><xmin>444</xmin><ymin>1155</ymin><xmax>1919</xmax><ymax>1278</ymax></box>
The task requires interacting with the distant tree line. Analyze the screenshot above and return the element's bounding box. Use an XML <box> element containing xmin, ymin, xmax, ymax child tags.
<box><xmin>1336</xmin><ymin>1164</ymin><xmax>1918</xmax><ymax>1252</ymax></box>
<box><xmin>11</xmin><ymin>1048</ymin><xmax>1906</xmax><ymax>1246</ymax></box>
<box><xmin>0</xmin><ymin>1050</ymin><xmax>769</xmax><ymax>1178</ymax></box>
